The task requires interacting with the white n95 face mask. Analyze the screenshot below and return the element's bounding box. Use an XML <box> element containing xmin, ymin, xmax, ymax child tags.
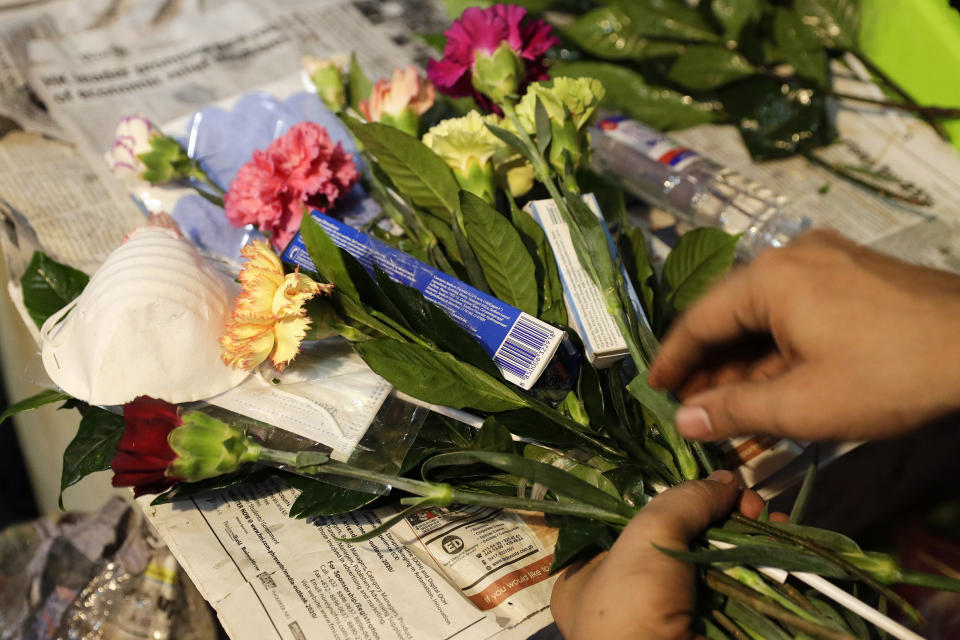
<box><xmin>40</xmin><ymin>226</ymin><xmax>249</xmax><ymax>405</ymax></box>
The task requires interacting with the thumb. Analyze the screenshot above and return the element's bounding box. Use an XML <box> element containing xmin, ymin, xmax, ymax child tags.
<box><xmin>612</xmin><ymin>470</ymin><xmax>741</xmax><ymax>559</ymax></box>
<box><xmin>673</xmin><ymin>370</ymin><xmax>814</xmax><ymax>441</ymax></box>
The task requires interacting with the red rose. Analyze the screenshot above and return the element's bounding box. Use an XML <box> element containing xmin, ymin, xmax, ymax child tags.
<box><xmin>110</xmin><ymin>396</ymin><xmax>183</xmax><ymax>496</ymax></box>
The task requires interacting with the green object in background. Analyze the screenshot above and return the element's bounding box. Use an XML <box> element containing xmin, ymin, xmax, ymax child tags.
<box><xmin>860</xmin><ymin>0</ymin><xmax>960</xmax><ymax>151</ymax></box>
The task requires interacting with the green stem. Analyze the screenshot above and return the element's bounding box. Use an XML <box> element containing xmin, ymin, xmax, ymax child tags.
<box><xmin>500</xmin><ymin>101</ymin><xmax>572</xmax><ymax>222</ymax></box>
<box><xmin>898</xmin><ymin>568</ymin><xmax>960</xmax><ymax>593</ymax></box>
<box><xmin>704</xmin><ymin>570</ymin><xmax>858</xmax><ymax>640</ymax></box>
<box><xmin>185</xmin><ymin>161</ymin><xmax>226</xmax><ymax>195</ymax></box>
<box><xmin>192</xmin><ymin>187</ymin><xmax>225</xmax><ymax>209</ymax></box>
<box><xmin>712</xmin><ymin>610</ymin><xmax>751</xmax><ymax>640</ymax></box>
<box><xmin>829</xmin><ymin>91</ymin><xmax>960</xmax><ymax>119</ymax></box>
<box><xmin>523</xmin><ymin>395</ymin><xmax>626</xmax><ymax>458</ymax></box>
<box><xmin>404</xmin><ymin>489</ymin><xmax>632</xmax><ymax>526</ymax></box>
<box><xmin>262</xmin><ymin>450</ymin><xmax>633</xmax><ymax>527</ymax></box>
<box><xmin>502</xmin><ymin>97</ymin><xmax>698</xmax><ymax>480</ymax></box>
<box><xmin>369</xmin><ymin>310</ymin><xmax>432</xmax><ymax>348</ymax></box>
<box><xmin>730</xmin><ymin>513</ymin><xmax>923</xmax><ymax>625</ymax></box>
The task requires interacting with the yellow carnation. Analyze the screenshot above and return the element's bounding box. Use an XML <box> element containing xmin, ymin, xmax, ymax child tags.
<box><xmin>220</xmin><ymin>241</ymin><xmax>332</xmax><ymax>371</ymax></box>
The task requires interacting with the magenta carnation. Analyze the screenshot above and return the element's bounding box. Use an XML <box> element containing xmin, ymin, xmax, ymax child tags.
<box><xmin>426</xmin><ymin>4</ymin><xmax>557</xmax><ymax>110</ymax></box>
<box><xmin>224</xmin><ymin>122</ymin><xmax>359</xmax><ymax>250</ymax></box>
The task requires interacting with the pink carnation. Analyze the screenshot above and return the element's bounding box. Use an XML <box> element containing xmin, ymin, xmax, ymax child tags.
<box><xmin>224</xmin><ymin>122</ymin><xmax>359</xmax><ymax>250</ymax></box>
<box><xmin>427</xmin><ymin>4</ymin><xmax>557</xmax><ymax>111</ymax></box>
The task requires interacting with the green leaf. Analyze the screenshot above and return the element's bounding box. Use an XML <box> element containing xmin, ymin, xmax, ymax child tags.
<box><xmin>603</xmin><ymin>463</ymin><xmax>648</xmax><ymax>508</ymax></box>
<box><xmin>59</xmin><ymin>408</ymin><xmax>125</xmax><ymax>509</ymax></box>
<box><xmin>658</xmin><ymin>543</ymin><xmax>848</xmax><ymax>578</ymax></box>
<box><xmin>610</xmin><ymin>0</ymin><xmax>722</xmax><ymax>42</ymax></box>
<box><xmin>299</xmin><ymin>215</ymin><xmax>359</xmax><ymax>301</ymax></box>
<box><xmin>774</xmin><ymin>8</ymin><xmax>829</xmax><ymax>89</ymax></box>
<box><xmin>711</xmin><ymin>0</ymin><xmax>763</xmax><ymax>40</ymax></box>
<box><xmin>534</xmin><ymin>97</ymin><xmax>552</xmax><ymax>157</ymax></box>
<box><xmin>790</xmin><ymin>445</ymin><xmax>818</xmax><ymax>524</ymax></box>
<box><xmin>720</xmin><ymin>76</ymin><xmax>832</xmax><ymax>160</ymax></box>
<box><xmin>452</xmin><ymin>217</ymin><xmax>492</xmax><ymax>293</ymax></box>
<box><xmin>549</xmin><ymin>516</ymin><xmax>615</xmax><ymax>573</ymax></box>
<box><xmin>348</xmin><ymin>52</ymin><xmax>372</xmax><ymax>110</ymax></box>
<box><xmin>768</xmin><ymin>522</ymin><xmax>863</xmax><ymax>555</ymax></box>
<box><xmin>663</xmin><ymin>228</ymin><xmax>739</xmax><ymax>311</ymax></box>
<box><xmin>619</xmin><ymin>228</ymin><xmax>656</xmax><ymax>321</ymax></box>
<box><xmin>0</xmin><ymin>389</ymin><xmax>70</xmax><ymax>426</ymax></box>
<box><xmin>724</xmin><ymin>599</ymin><xmax>793</xmax><ymax>640</ymax></box>
<box><xmin>550</xmin><ymin>62</ymin><xmax>722</xmax><ymax>130</ymax></box>
<box><xmin>625</xmin><ymin>376</ymin><xmax>698</xmax><ymax>481</ymax></box>
<box><xmin>508</xmin><ymin>200</ymin><xmax>566</xmax><ymax>324</ymax></box>
<box><xmin>335</xmin><ymin>498</ymin><xmax>437</xmax><ymax>542</ymax></box>
<box><xmin>346</xmin><ymin>119</ymin><xmax>460</xmax><ymax>222</ymax></box>
<box><xmin>20</xmin><ymin>252</ymin><xmax>89</xmax><ymax>329</ymax></box>
<box><xmin>485</xmin><ymin>123</ymin><xmax>534</xmax><ymax>163</ymax></box>
<box><xmin>422</xmin><ymin>450</ymin><xmax>636</xmax><ymax>520</ymax></box>
<box><xmin>563</xmin><ymin>6</ymin><xmax>688</xmax><ymax>62</ymax></box>
<box><xmin>794</xmin><ymin>0</ymin><xmax>860</xmax><ymax>50</ymax></box>
<box><xmin>354</xmin><ymin>339</ymin><xmax>527</xmax><ymax>412</ymax></box>
<box><xmin>523</xmin><ymin>444</ymin><xmax>621</xmax><ymax>500</ymax></box>
<box><xmin>418</xmin><ymin>33</ymin><xmax>446</xmax><ymax>53</ymax></box>
<box><xmin>460</xmin><ymin>192</ymin><xmax>539</xmax><ymax>315</ymax></box>
<box><xmin>283</xmin><ymin>473</ymin><xmax>379</xmax><ymax>518</ymax></box>
<box><xmin>668</xmin><ymin>45</ymin><xmax>757</xmax><ymax>90</ymax></box>
<box><xmin>152</xmin><ymin>468</ymin><xmax>276</xmax><ymax>505</ymax></box>
<box><xmin>420</xmin><ymin>211</ymin><xmax>465</xmax><ymax>266</ymax></box>
<box><xmin>489</xmin><ymin>409</ymin><xmax>585</xmax><ymax>448</ymax></box>
<box><xmin>805</xmin><ymin>596</ymin><xmax>861</xmax><ymax>637</ymax></box>
<box><xmin>371</xmin><ymin>268</ymin><xmax>501</xmax><ymax>377</ymax></box>
<box><xmin>472</xmin><ymin>418</ymin><xmax>516</xmax><ymax>454</ymax></box>
<box><xmin>335</xmin><ymin>294</ymin><xmax>406</xmax><ymax>342</ymax></box>
<box><xmin>402</xmin><ymin>414</ymin><xmax>475</xmax><ymax>474</ymax></box>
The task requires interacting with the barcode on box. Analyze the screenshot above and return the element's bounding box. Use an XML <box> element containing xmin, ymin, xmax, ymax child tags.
<box><xmin>493</xmin><ymin>314</ymin><xmax>558</xmax><ymax>386</ymax></box>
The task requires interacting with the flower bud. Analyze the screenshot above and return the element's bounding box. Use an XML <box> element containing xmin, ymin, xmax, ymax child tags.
<box><xmin>166</xmin><ymin>411</ymin><xmax>260</xmax><ymax>482</ymax></box>
<box><xmin>516</xmin><ymin>77</ymin><xmax>606</xmax><ymax>178</ymax></box>
<box><xmin>303</xmin><ymin>55</ymin><xmax>348</xmax><ymax>112</ymax></box>
<box><xmin>359</xmin><ymin>66</ymin><xmax>435</xmax><ymax>137</ymax></box>
<box><xmin>471</xmin><ymin>41</ymin><xmax>524</xmax><ymax>104</ymax></box>
<box><xmin>422</xmin><ymin>111</ymin><xmax>502</xmax><ymax>203</ymax></box>
<box><xmin>109</xmin><ymin>115</ymin><xmax>161</xmax><ymax>179</ymax></box>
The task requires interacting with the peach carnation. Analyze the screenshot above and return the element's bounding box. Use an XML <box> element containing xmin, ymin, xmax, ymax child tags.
<box><xmin>220</xmin><ymin>240</ymin><xmax>333</xmax><ymax>371</ymax></box>
<box><xmin>224</xmin><ymin>122</ymin><xmax>359</xmax><ymax>251</ymax></box>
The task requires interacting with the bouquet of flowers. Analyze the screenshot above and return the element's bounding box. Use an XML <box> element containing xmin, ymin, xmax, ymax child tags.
<box><xmin>6</xmin><ymin>4</ymin><xmax>959</xmax><ymax>639</ymax></box>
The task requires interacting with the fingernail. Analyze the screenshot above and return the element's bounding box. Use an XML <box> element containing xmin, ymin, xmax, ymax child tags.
<box><xmin>676</xmin><ymin>406</ymin><xmax>714</xmax><ymax>440</ymax></box>
<box><xmin>707</xmin><ymin>470</ymin><xmax>737</xmax><ymax>485</ymax></box>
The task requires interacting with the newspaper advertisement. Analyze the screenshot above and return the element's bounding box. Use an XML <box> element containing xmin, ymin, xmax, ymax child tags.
<box><xmin>140</xmin><ymin>477</ymin><xmax>555</xmax><ymax>640</ymax></box>
<box><xmin>26</xmin><ymin>0</ymin><xmax>412</xmax><ymax>157</ymax></box>
<box><xmin>395</xmin><ymin>505</ymin><xmax>558</xmax><ymax>623</ymax></box>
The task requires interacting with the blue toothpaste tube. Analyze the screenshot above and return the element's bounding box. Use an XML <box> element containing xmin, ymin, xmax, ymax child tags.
<box><xmin>282</xmin><ymin>210</ymin><xmax>566</xmax><ymax>391</ymax></box>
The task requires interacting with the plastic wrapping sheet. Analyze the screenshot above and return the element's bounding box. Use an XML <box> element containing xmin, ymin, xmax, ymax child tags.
<box><xmin>162</xmin><ymin>88</ymin><xmax>379</xmax><ymax>268</ymax></box>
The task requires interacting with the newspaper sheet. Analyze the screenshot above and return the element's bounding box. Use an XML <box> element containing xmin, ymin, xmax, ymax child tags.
<box><xmin>662</xmin><ymin>63</ymin><xmax>960</xmax><ymax>273</ymax></box>
<box><xmin>0</xmin><ymin>130</ymin><xmax>143</xmax><ymax>274</ymax></box>
<box><xmin>0</xmin><ymin>0</ymin><xmax>215</xmax><ymax>136</ymax></box>
<box><xmin>26</xmin><ymin>0</ymin><xmax>411</xmax><ymax>157</ymax></box>
<box><xmin>140</xmin><ymin>477</ymin><xmax>555</xmax><ymax>640</ymax></box>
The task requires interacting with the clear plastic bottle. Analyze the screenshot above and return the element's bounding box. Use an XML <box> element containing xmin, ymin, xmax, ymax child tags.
<box><xmin>590</xmin><ymin>115</ymin><xmax>811</xmax><ymax>257</ymax></box>
<box><xmin>99</xmin><ymin>546</ymin><xmax>180</xmax><ymax>640</ymax></box>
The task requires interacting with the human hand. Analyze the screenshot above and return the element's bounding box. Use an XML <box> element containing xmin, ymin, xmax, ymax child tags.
<box><xmin>551</xmin><ymin>470</ymin><xmax>781</xmax><ymax>640</ymax></box>
<box><xmin>648</xmin><ymin>230</ymin><xmax>960</xmax><ymax>442</ymax></box>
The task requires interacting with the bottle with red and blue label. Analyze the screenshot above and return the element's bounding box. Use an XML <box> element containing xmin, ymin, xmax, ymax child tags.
<box><xmin>591</xmin><ymin>115</ymin><xmax>810</xmax><ymax>258</ymax></box>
